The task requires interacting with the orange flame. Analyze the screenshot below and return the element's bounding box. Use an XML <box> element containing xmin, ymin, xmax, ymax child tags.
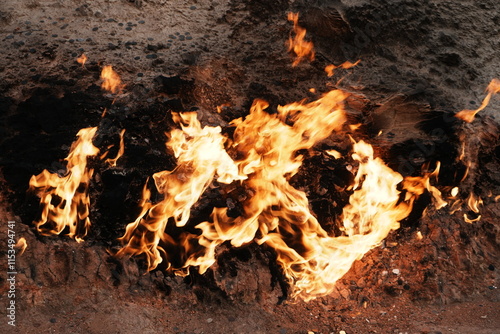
<box><xmin>15</xmin><ymin>237</ymin><xmax>28</xmax><ymax>255</ymax></box>
<box><xmin>105</xmin><ymin>129</ymin><xmax>126</xmax><ymax>167</ymax></box>
<box><xmin>117</xmin><ymin>112</ymin><xmax>244</xmax><ymax>270</ymax></box>
<box><xmin>100</xmin><ymin>65</ymin><xmax>124</xmax><ymax>94</ymax></box>
<box><xmin>116</xmin><ymin>87</ymin><xmax>436</xmax><ymax>300</ymax></box>
<box><xmin>29</xmin><ymin>127</ymin><xmax>99</xmax><ymax>242</ymax></box>
<box><xmin>325</xmin><ymin>60</ymin><xmax>360</xmax><ymax>77</ymax></box>
<box><xmin>76</xmin><ymin>54</ymin><xmax>88</xmax><ymax>68</ymax></box>
<box><xmin>463</xmin><ymin>192</ymin><xmax>482</xmax><ymax>223</ymax></box>
<box><xmin>287</xmin><ymin>12</ymin><xmax>315</xmax><ymax>67</ymax></box>
<box><xmin>455</xmin><ymin>78</ymin><xmax>500</xmax><ymax>122</ymax></box>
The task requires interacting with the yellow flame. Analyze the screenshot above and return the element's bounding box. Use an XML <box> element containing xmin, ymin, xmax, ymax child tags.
<box><xmin>101</xmin><ymin>65</ymin><xmax>124</xmax><ymax>94</ymax></box>
<box><xmin>29</xmin><ymin>127</ymin><xmax>99</xmax><ymax>242</ymax></box>
<box><xmin>466</xmin><ymin>192</ymin><xmax>482</xmax><ymax>213</ymax></box>
<box><xmin>287</xmin><ymin>12</ymin><xmax>315</xmax><ymax>67</ymax></box>
<box><xmin>15</xmin><ymin>237</ymin><xmax>28</xmax><ymax>255</ymax></box>
<box><xmin>106</xmin><ymin>129</ymin><xmax>126</xmax><ymax>167</ymax></box>
<box><xmin>117</xmin><ymin>87</ymin><xmax>437</xmax><ymax>300</ymax></box>
<box><xmin>117</xmin><ymin>112</ymin><xmax>244</xmax><ymax>270</ymax></box>
<box><xmin>77</xmin><ymin>54</ymin><xmax>88</xmax><ymax>68</ymax></box>
<box><xmin>455</xmin><ymin>79</ymin><xmax>500</xmax><ymax>122</ymax></box>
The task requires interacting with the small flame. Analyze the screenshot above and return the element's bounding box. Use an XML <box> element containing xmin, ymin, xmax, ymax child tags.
<box><xmin>466</xmin><ymin>192</ymin><xmax>482</xmax><ymax>213</ymax></box>
<box><xmin>287</xmin><ymin>12</ymin><xmax>315</xmax><ymax>67</ymax></box>
<box><xmin>29</xmin><ymin>127</ymin><xmax>99</xmax><ymax>242</ymax></box>
<box><xmin>325</xmin><ymin>60</ymin><xmax>360</xmax><ymax>77</ymax></box>
<box><xmin>15</xmin><ymin>237</ymin><xmax>28</xmax><ymax>255</ymax></box>
<box><xmin>76</xmin><ymin>54</ymin><xmax>88</xmax><ymax>68</ymax></box>
<box><xmin>450</xmin><ymin>187</ymin><xmax>459</xmax><ymax>197</ymax></box>
<box><xmin>100</xmin><ymin>65</ymin><xmax>124</xmax><ymax>94</ymax></box>
<box><xmin>106</xmin><ymin>129</ymin><xmax>126</xmax><ymax>167</ymax></box>
<box><xmin>326</xmin><ymin>149</ymin><xmax>342</xmax><ymax>159</ymax></box>
<box><xmin>455</xmin><ymin>79</ymin><xmax>500</xmax><ymax>122</ymax></box>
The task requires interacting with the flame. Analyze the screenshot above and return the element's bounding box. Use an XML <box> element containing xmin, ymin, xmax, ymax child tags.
<box><xmin>77</xmin><ymin>54</ymin><xmax>88</xmax><ymax>68</ymax></box>
<box><xmin>455</xmin><ymin>79</ymin><xmax>500</xmax><ymax>122</ymax></box>
<box><xmin>287</xmin><ymin>12</ymin><xmax>315</xmax><ymax>67</ymax></box>
<box><xmin>15</xmin><ymin>237</ymin><xmax>28</xmax><ymax>255</ymax></box>
<box><xmin>100</xmin><ymin>65</ymin><xmax>124</xmax><ymax>94</ymax></box>
<box><xmin>463</xmin><ymin>192</ymin><xmax>482</xmax><ymax>223</ymax></box>
<box><xmin>117</xmin><ymin>87</ymin><xmax>434</xmax><ymax>300</ymax></box>
<box><xmin>106</xmin><ymin>129</ymin><xmax>126</xmax><ymax>167</ymax></box>
<box><xmin>29</xmin><ymin>127</ymin><xmax>99</xmax><ymax>242</ymax></box>
<box><xmin>117</xmin><ymin>112</ymin><xmax>244</xmax><ymax>270</ymax></box>
<box><xmin>325</xmin><ymin>60</ymin><xmax>360</xmax><ymax>77</ymax></box>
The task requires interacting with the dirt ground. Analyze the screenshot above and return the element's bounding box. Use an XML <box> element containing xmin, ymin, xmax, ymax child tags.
<box><xmin>1</xmin><ymin>0</ymin><xmax>500</xmax><ymax>333</ymax></box>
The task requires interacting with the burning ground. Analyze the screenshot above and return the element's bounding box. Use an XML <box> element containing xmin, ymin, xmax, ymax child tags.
<box><xmin>1</xmin><ymin>0</ymin><xmax>500</xmax><ymax>333</ymax></box>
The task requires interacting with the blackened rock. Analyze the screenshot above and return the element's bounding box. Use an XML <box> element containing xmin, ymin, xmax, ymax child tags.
<box><xmin>438</xmin><ymin>53</ymin><xmax>462</xmax><ymax>67</ymax></box>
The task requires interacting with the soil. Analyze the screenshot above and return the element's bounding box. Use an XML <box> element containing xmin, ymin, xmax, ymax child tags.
<box><xmin>1</xmin><ymin>0</ymin><xmax>500</xmax><ymax>333</ymax></box>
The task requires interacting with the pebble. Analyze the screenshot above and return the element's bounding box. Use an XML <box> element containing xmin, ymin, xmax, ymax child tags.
<box><xmin>138</xmin><ymin>20</ymin><xmax>145</xmax><ymax>24</ymax></box>
<box><xmin>206</xmin><ymin>318</ymin><xmax>213</xmax><ymax>323</ymax></box>
<box><xmin>126</xmin><ymin>27</ymin><xmax>132</xmax><ymax>31</ymax></box>
<box><xmin>179</xmin><ymin>35</ymin><xmax>185</xmax><ymax>41</ymax></box>
<box><xmin>134</xmin><ymin>56</ymin><xmax>140</xmax><ymax>60</ymax></box>
<box><xmin>392</xmin><ymin>269</ymin><xmax>400</xmax><ymax>275</ymax></box>
<box><xmin>6</xmin><ymin>35</ymin><xmax>14</xmax><ymax>39</ymax></box>
<box><xmin>147</xmin><ymin>37</ymin><xmax>154</xmax><ymax>41</ymax></box>
<box><xmin>52</xmin><ymin>34</ymin><xmax>58</xmax><ymax>37</ymax></box>
<box><xmin>137</xmin><ymin>73</ymin><xmax>144</xmax><ymax>77</ymax></box>
<box><xmin>190</xmin><ymin>5</ymin><xmax>197</xmax><ymax>10</ymax></box>
<box><xmin>186</xmin><ymin>36</ymin><xmax>192</xmax><ymax>40</ymax></box>
<box><xmin>60</xmin><ymin>23</ymin><xmax>68</xmax><ymax>29</ymax></box>
<box><xmin>118</xmin><ymin>23</ymin><xmax>124</xmax><ymax>27</ymax></box>
<box><xmin>92</xmin><ymin>27</ymin><xmax>98</xmax><ymax>31</ymax></box>
<box><xmin>106</xmin><ymin>18</ymin><xmax>116</xmax><ymax>22</ymax></box>
<box><xmin>145</xmin><ymin>54</ymin><xmax>158</xmax><ymax>59</ymax></box>
<box><xmin>49</xmin><ymin>318</ymin><xmax>57</xmax><ymax>323</ymax></box>
<box><xmin>69</xmin><ymin>39</ymin><xmax>74</xmax><ymax>43</ymax></box>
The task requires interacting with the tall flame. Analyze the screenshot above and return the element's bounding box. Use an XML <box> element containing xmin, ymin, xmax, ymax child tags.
<box><xmin>29</xmin><ymin>127</ymin><xmax>99</xmax><ymax>242</ymax></box>
<box><xmin>455</xmin><ymin>78</ymin><xmax>500</xmax><ymax>122</ymax></box>
<box><xmin>101</xmin><ymin>65</ymin><xmax>124</xmax><ymax>94</ymax></box>
<box><xmin>117</xmin><ymin>112</ymin><xmax>244</xmax><ymax>270</ymax></box>
<box><xmin>287</xmin><ymin>12</ymin><xmax>315</xmax><ymax>67</ymax></box>
<box><xmin>117</xmin><ymin>87</ymin><xmax>435</xmax><ymax>300</ymax></box>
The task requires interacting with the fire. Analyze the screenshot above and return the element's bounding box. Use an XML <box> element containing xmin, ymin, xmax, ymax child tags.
<box><xmin>287</xmin><ymin>12</ymin><xmax>315</xmax><ymax>66</ymax></box>
<box><xmin>105</xmin><ymin>129</ymin><xmax>126</xmax><ymax>167</ymax></box>
<box><xmin>15</xmin><ymin>237</ymin><xmax>28</xmax><ymax>255</ymax></box>
<box><xmin>325</xmin><ymin>60</ymin><xmax>360</xmax><ymax>77</ymax></box>
<box><xmin>117</xmin><ymin>112</ymin><xmax>244</xmax><ymax>270</ymax></box>
<box><xmin>117</xmin><ymin>86</ymin><xmax>433</xmax><ymax>300</ymax></box>
<box><xmin>29</xmin><ymin>12</ymin><xmax>481</xmax><ymax>302</ymax></box>
<box><xmin>463</xmin><ymin>192</ymin><xmax>482</xmax><ymax>223</ymax></box>
<box><xmin>455</xmin><ymin>78</ymin><xmax>500</xmax><ymax>122</ymax></box>
<box><xmin>76</xmin><ymin>53</ymin><xmax>88</xmax><ymax>67</ymax></box>
<box><xmin>100</xmin><ymin>65</ymin><xmax>124</xmax><ymax>94</ymax></box>
<box><xmin>29</xmin><ymin>127</ymin><xmax>99</xmax><ymax>242</ymax></box>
